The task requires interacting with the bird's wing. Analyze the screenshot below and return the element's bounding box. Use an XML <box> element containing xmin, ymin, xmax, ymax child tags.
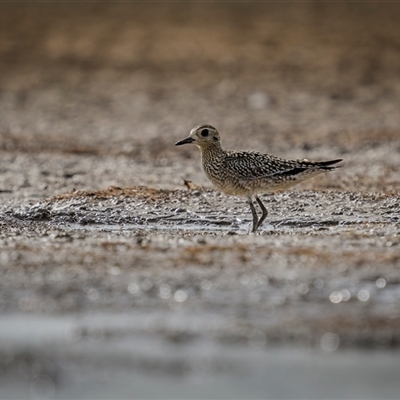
<box><xmin>224</xmin><ymin>151</ymin><xmax>300</xmax><ymax>180</ymax></box>
<box><xmin>225</xmin><ymin>152</ymin><xmax>342</xmax><ymax>181</ymax></box>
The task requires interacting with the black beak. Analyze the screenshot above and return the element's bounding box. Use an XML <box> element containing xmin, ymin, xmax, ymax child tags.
<box><xmin>175</xmin><ymin>136</ymin><xmax>195</xmax><ymax>146</ymax></box>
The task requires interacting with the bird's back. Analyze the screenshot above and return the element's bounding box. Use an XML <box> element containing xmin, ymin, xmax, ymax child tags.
<box><xmin>202</xmin><ymin>148</ymin><xmax>342</xmax><ymax>196</ymax></box>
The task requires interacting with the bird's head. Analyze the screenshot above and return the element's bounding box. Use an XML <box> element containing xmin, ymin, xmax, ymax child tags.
<box><xmin>175</xmin><ymin>125</ymin><xmax>221</xmax><ymax>149</ymax></box>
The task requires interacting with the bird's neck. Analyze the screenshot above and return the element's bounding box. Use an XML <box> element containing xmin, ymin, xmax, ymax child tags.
<box><xmin>199</xmin><ymin>142</ymin><xmax>225</xmax><ymax>163</ymax></box>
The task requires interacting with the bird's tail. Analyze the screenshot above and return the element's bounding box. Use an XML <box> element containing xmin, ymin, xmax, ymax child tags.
<box><xmin>313</xmin><ymin>159</ymin><xmax>343</xmax><ymax>170</ymax></box>
<box><xmin>299</xmin><ymin>158</ymin><xmax>343</xmax><ymax>171</ymax></box>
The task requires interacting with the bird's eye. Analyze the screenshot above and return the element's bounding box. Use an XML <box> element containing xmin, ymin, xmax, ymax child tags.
<box><xmin>201</xmin><ymin>129</ymin><xmax>209</xmax><ymax>137</ymax></box>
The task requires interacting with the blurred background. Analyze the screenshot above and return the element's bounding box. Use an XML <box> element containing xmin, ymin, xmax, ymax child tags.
<box><xmin>1</xmin><ymin>2</ymin><xmax>400</xmax><ymax>160</ymax></box>
<box><xmin>0</xmin><ymin>2</ymin><xmax>400</xmax><ymax>399</ymax></box>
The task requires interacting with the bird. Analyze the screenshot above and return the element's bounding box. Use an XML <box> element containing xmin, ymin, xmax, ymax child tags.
<box><xmin>175</xmin><ymin>124</ymin><xmax>342</xmax><ymax>233</ymax></box>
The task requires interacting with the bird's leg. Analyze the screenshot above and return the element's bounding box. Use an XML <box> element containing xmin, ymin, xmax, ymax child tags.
<box><xmin>255</xmin><ymin>195</ymin><xmax>268</xmax><ymax>231</ymax></box>
<box><xmin>247</xmin><ymin>196</ymin><xmax>259</xmax><ymax>233</ymax></box>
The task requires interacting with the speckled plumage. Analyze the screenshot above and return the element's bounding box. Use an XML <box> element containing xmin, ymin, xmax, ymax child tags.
<box><xmin>176</xmin><ymin>124</ymin><xmax>342</xmax><ymax>232</ymax></box>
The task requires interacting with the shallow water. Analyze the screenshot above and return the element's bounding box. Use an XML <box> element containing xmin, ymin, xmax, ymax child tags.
<box><xmin>1</xmin><ymin>313</ymin><xmax>400</xmax><ymax>399</ymax></box>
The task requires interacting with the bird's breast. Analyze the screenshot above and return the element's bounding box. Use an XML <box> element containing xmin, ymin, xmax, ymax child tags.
<box><xmin>202</xmin><ymin>159</ymin><xmax>249</xmax><ymax>196</ymax></box>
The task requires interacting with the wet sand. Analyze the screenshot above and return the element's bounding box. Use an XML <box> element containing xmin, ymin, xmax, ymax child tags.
<box><xmin>0</xmin><ymin>2</ymin><xmax>400</xmax><ymax>399</ymax></box>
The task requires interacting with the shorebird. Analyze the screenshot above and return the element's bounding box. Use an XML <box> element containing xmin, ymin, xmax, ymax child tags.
<box><xmin>175</xmin><ymin>124</ymin><xmax>342</xmax><ymax>233</ymax></box>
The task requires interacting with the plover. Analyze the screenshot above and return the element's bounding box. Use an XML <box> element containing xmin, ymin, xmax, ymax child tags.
<box><xmin>176</xmin><ymin>124</ymin><xmax>342</xmax><ymax>232</ymax></box>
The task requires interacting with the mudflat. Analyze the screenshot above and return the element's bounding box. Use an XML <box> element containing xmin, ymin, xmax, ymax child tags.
<box><xmin>0</xmin><ymin>3</ymin><xmax>399</xmax><ymax>399</ymax></box>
